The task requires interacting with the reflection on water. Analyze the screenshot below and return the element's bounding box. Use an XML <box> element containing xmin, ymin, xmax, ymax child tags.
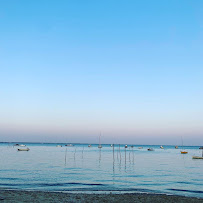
<box><xmin>0</xmin><ymin>143</ymin><xmax>202</xmax><ymax>198</ymax></box>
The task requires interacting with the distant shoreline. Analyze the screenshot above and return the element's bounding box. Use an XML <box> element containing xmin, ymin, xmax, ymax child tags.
<box><xmin>0</xmin><ymin>142</ymin><xmax>201</xmax><ymax>147</ymax></box>
<box><xmin>0</xmin><ymin>190</ymin><xmax>202</xmax><ymax>202</ymax></box>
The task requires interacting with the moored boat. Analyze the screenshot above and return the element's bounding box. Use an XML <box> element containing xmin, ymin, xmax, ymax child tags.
<box><xmin>192</xmin><ymin>147</ymin><xmax>203</xmax><ymax>159</ymax></box>
<box><xmin>18</xmin><ymin>148</ymin><xmax>30</xmax><ymax>151</ymax></box>
<box><xmin>65</xmin><ymin>144</ymin><xmax>74</xmax><ymax>147</ymax></box>
<box><xmin>148</xmin><ymin>148</ymin><xmax>154</xmax><ymax>151</ymax></box>
<box><xmin>192</xmin><ymin>156</ymin><xmax>203</xmax><ymax>159</ymax></box>
<box><xmin>180</xmin><ymin>137</ymin><xmax>188</xmax><ymax>154</ymax></box>
<box><xmin>181</xmin><ymin>151</ymin><xmax>188</xmax><ymax>154</ymax></box>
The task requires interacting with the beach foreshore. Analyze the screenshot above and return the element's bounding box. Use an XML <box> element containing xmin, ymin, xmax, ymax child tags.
<box><xmin>0</xmin><ymin>190</ymin><xmax>202</xmax><ymax>203</ymax></box>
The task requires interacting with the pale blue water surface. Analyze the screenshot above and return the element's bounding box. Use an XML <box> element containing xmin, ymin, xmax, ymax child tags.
<box><xmin>0</xmin><ymin>143</ymin><xmax>203</xmax><ymax>198</ymax></box>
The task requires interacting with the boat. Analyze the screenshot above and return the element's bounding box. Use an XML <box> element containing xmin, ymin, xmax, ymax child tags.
<box><xmin>56</xmin><ymin>145</ymin><xmax>62</xmax><ymax>147</ymax></box>
<box><xmin>160</xmin><ymin>146</ymin><xmax>164</xmax><ymax>149</ymax></box>
<box><xmin>88</xmin><ymin>144</ymin><xmax>92</xmax><ymax>147</ymax></box>
<box><xmin>180</xmin><ymin>137</ymin><xmax>188</xmax><ymax>154</ymax></box>
<box><xmin>138</xmin><ymin>147</ymin><xmax>143</xmax><ymax>149</ymax></box>
<box><xmin>181</xmin><ymin>151</ymin><xmax>188</xmax><ymax>154</ymax></box>
<box><xmin>19</xmin><ymin>144</ymin><xmax>26</xmax><ymax>147</ymax></box>
<box><xmin>192</xmin><ymin>156</ymin><xmax>203</xmax><ymax>159</ymax></box>
<box><xmin>192</xmin><ymin>147</ymin><xmax>203</xmax><ymax>159</ymax></box>
<box><xmin>147</xmin><ymin>148</ymin><xmax>154</xmax><ymax>151</ymax></box>
<box><xmin>98</xmin><ymin>134</ymin><xmax>102</xmax><ymax>148</ymax></box>
<box><xmin>175</xmin><ymin>146</ymin><xmax>178</xmax><ymax>149</ymax></box>
<box><xmin>17</xmin><ymin>148</ymin><xmax>30</xmax><ymax>151</ymax></box>
<box><xmin>65</xmin><ymin>144</ymin><xmax>74</xmax><ymax>147</ymax></box>
<box><xmin>125</xmin><ymin>145</ymin><xmax>128</xmax><ymax>148</ymax></box>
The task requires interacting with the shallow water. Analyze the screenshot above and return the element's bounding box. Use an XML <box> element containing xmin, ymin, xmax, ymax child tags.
<box><xmin>0</xmin><ymin>143</ymin><xmax>203</xmax><ymax>198</ymax></box>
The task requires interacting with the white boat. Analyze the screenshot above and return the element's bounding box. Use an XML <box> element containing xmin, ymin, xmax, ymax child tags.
<box><xmin>88</xmin><ymin>144</ymin><xmax>92</xmax><ymax>147</ymax></box>
<box><xmin>125</xmin><ymin>145</ymin><xmax>128</xmax><ymax>148</ymax></box>
<box><xmin>160</xmin><ymin>146</ymin><xmax>164</xmax><ymax>149</ymax></box>
<box><xmin>192</xmin><ymin>147</ymin><xmax>203</xmax><ymax>159</ymax></box>
<box><xmin>18</xmin><ymin>148</ymin><xmax>30</xmax><ymax>151</ymax></box>
<box><xmin>65</xmin><ymin>144</ymin><xmax>73</xmax><ymax>147</ymax></box>
<box><xmin>98</xmin><ymin>145</ymin><xmax>102</xmax><ymax>148</ymax></box>
<box><xmin>192</xmin><ymin>156</ymin><xmax>203</xmax><ymax>159</ymax></box>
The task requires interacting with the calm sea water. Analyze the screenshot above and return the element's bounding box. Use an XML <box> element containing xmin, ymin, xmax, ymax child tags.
<box><xmin>0</xmin><ymin>143</ymin><xmax>203</xmax><ymax>198</ymax></box>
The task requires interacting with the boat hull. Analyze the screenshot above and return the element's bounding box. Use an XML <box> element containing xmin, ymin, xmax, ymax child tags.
<box><xmin>192</xmin><ymin>156</ymin><xmax>203</xmax><ymax>159</ymax></box>
<box><xmin>18</xmin><ymin>148</ymin><xmax>30</xmax><ymax>151</ymax></box>
<box><xmin>181</xmin><ymin>151</ymin><xmax>188</xmax><ymax>154</ymax></box>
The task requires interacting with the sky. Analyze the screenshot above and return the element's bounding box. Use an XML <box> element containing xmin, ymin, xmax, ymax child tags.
<box><xmin>0</xmin><ymin>0</ymin><xmax>203</xmax><ymax>145</ymax></box>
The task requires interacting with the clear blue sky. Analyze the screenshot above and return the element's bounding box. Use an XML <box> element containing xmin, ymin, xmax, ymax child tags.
<box><xmin>0</xmin><ymin>0</ymin><xmax>203</xmax><ymax>145</ymax></box>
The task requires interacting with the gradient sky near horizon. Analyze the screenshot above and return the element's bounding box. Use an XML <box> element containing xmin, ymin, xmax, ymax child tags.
<box><xmin>0</xmin><ymin>0</ymin><xmax>203</xmax><ymax>145</ymax></box>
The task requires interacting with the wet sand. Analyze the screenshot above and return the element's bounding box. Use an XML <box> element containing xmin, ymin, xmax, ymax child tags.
<box><xmin>0</xmin><ymin>190</ymin><xmax>202</xmax><ymax>203</ymax></box>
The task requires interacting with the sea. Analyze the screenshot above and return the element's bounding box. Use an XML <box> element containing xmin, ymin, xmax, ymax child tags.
<box><xmin>0</xmin><ymin>143</ymin><xmax>203</xmax><ymax>198</ymax></box>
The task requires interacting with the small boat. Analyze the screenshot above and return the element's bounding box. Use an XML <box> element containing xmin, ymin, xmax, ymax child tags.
<box><xmin>180</xmin><ymin>137</ymin><xmax>188</xmax><ymax>154</ymax></box>
<box><xmin>125</xmin><ymin>145</ymin><xmax>128</xmax><ymax>148</ymax></box>
<box><xmin>160</xmin><ymin>146</ymin><xmax>164</xmax><ymax>149</ymax></box>
<box><xmin>19</xmin><ymin>144</ymin><xmax>26</xmax><ymax>147</ymax></box>
<box><xmin>56</xmin><ymin>145</ymin><xmax>62</xmax><ymax>147</ymax></box>
<box><xmin>192</xmin><ymin>147</ymin><xmax>203</xmax><ymax>159</ymax></box>
<box><xmin>175</xmin><ymin>146</ymin><xmax>178</xmax><ymax>149</ymax></box>
<box><xmin>181</xmin><ymin>151</ymin><xmax>188</xmax><ymax>154</ymax></box>
<box><xmin>148</xmin><ymin>148</ymin><xmax>154</xmax><ymax>151</ymax></box>
<box><xmin>88</xmin><ymin>144</ymin><xmax>92</xmax><ymax>147</ymax></box>
<box><xmin>18</xmin><ymin>148</ymin><xmax>30</xmax><ymax>151</ymax></box>
<box><xmin>192</xmin><ymin>156</ymin><xmax>203</xmax><ymax>159</ymax></box>
<box><xmin>65</xmin><ymin>144</ymin><xmax>73</xmax><ymax>147</ymax></box>
<box><xmin>138</xmin><ymin>147</ymin><xmax>143</xmax><ymax>149</ymax></box>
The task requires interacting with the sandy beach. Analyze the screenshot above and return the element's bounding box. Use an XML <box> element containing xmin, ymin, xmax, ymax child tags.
<box><xmin>0</xmin><ymin>190</ymin><xmax>202</xmax><ymax>203</ymax></box>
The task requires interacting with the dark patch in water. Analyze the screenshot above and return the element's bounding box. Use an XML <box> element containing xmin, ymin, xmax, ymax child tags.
<box><xmin>127</xmin><ymin>175</ymin><xmax>144</xmax><ymax>178</ymax></box>
<box><xmin>176</xmin><ymin>181</ymin><xmax>191</xmax><ymax>185</ymax></box>
<box><xmin>37</xmin><ymin>182</ymin><xmax>105</xmax><ymax>187</ymax></box>
<box><xmin>168</xmin><ymin>189</ymin><xmax>203</xmax><ymax>194</ymax></box>
<box><xmin>0</xmin><ymin>177</ymin><xmax>21</xmax><ymax>181</ymax></box>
